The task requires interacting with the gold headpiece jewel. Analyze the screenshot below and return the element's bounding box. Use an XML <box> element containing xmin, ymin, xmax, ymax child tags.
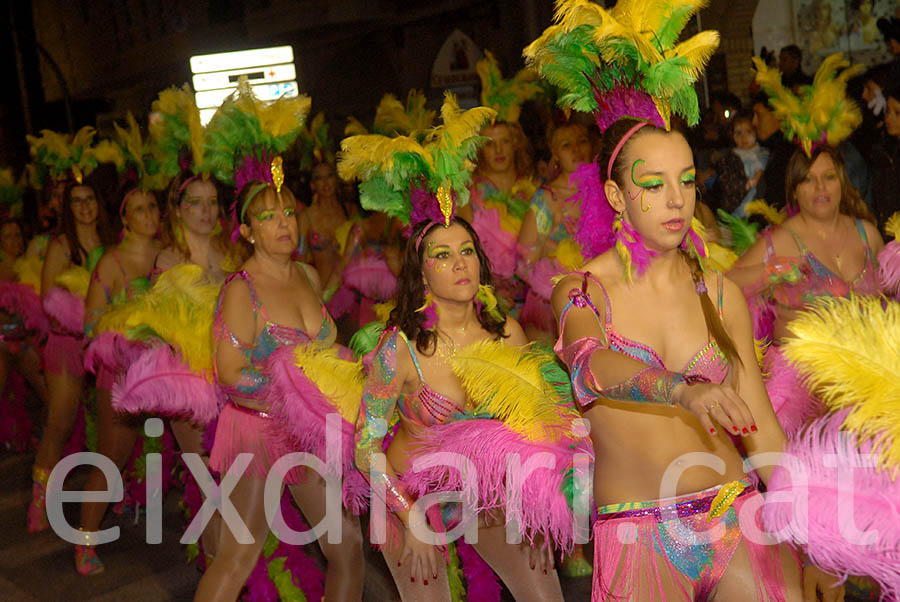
<box><xmin>271</xmin><ymin>156</ymin><xmax>284</xmax><ymax>194</ymax></box>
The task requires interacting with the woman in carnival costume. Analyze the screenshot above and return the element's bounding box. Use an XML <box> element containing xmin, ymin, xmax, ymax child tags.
<box><xmin>527</xmin><ymin>1</ymin><xmax>843</xmax><ymax>599</ymax></box>
<box><xmin>343</xmin><ymin>93</ymin><xmax>586</xmax><ymax>602</ymax></box>
<box><xmin>299</xmin><ymin>111</ymin><xmax>396</xmax><ymax>337</ymax></box>
<box><xmin>76</xmin><ymin>114</ymin><xmax>168</xmax><ymax>575</ymax></box>
<box><xmin>728</xmin><ymin>55</ymin><xmax>885</xmax><ymax>438</ymax></box>
<box><xmin>0</xmin><ymin>171</ymin><xmax>47</xmax><ymax>453</ymax></box>
<box><xmin>193</xmin><ymin>79</ymin><xmax>364</xmax><ymax>602</ymax></box>
<box><xmin>296</xmin><ymin>112</ymin><xmax>357</xmax><ymax>302</ymax></box>
<box><xmin>517</xmin><ymin>116</ymin><xmax>592</xmax><ymax>342</ymax></box>
<box><xmin>28</xmin><ymin>129</ymin><xmax>120</xmax><ymax>533</ymax></box>
<box><xmin>462</xmin><ymin>51</ymin><xmax>540</xmax><ymax>313</ymax></box>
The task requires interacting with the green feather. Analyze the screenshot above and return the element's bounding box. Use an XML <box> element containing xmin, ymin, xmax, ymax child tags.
<box><xmin>349</xmin><ymin>321</ymin><xmax>386</xmax><ymax>358</ymax></box>
<box><xmin>716</xmin><ymin>209</ymin><xmax>759</xmax><ymax>255</ymax></box>
<box><xmin>447</xmin><ymin>543</ymin><xmax>466</xmax><ymax>602</ymax></box>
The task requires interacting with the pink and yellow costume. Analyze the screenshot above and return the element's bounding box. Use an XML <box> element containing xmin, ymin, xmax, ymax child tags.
<box><xmin>556</xmin><ymin>272</ymin><xmax>792</xmax><ymax>601</ymax></box>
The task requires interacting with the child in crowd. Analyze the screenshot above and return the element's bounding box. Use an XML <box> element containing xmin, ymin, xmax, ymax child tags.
<box><xmin>714</xmin><ymin>111</ymin><xmax>770</xmax><ymax>215</ymax></box>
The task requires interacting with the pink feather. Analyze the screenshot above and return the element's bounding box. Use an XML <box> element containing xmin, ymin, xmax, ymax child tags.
<box><xmin>569</xmin><ymin>162</ymin><xmax>614</xmax><ymax>259</ymax></box>
<box><xmin>456</xmin><ymin>540</ymin><xmax>502</xmax><ymax>602</ymax></box>
<box><xmin>265</xmin><ymin>346</ymin><xmax>369</xmax><ymax>514</ymax></box>
<box><xmin>84</xmin><ymin>331</ymin><xmax>148</xmax><ymax>376</ymax></box>
<box><xmin>763</xmin><ymin>347</ymin><xmax>824</xmax><ymax>437</ymax></box>
<box><xmin>111</xmin><ymin>345</ymin><xmax>224</xmax><ymax>425</ymax></box>
<box><xmin>0</xmin><ymin>281</ymin><xmax>49</xmax><ymax>337</ymax></box>
<box><xmin>519</xmin><ymin>290</ymin><xmax>556</xmax><ymax>336</ymax></box>
<box><xmin>747</xmin><ymin>295</ymin><xmax>776</xmax><ymax>344</ymax></box>
<box><xmin>342</xmin><ymin>255</ymin><xmax>397</xmax><ymax>300</ymax></box>
<box><xmin>471</xmin><ymin>206</ymin><xmax>517</xmax><ymax>279</ymax></box>
<box><xmin>878</xmin><ymin>241</ymin><xmax>900</xmax><ymax>297</ymax></box>
<box><xmin>325</xmin><ymin>285</ymin><xmax>355</xmax><ymax>318</ymax></box>
<box><xmin>42</xmin><ymin>287</ymin><xmax>85</xmax><ymax>335</ymax></box>
<box><xmin>402</xmin><ymin>419</ymin><xmax>593</xmax><ymax>553</ymax></box>
<box><xmin>762</xmin><ymin>412</ymin><xmax>900</xmax><ymax>597</ymax></box>
<box><xmin>525</xmin><ymin>257</ymin><xmax>562</xmax><ymax>301</ymax></box>
<box><xmin>617</xmin><ymin>217</ymin><xmax>657</xmax><ymax>277</ymax></box>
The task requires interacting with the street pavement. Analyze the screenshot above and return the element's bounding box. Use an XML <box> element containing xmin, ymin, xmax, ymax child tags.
<box><xmin>0</xmin><ymin>449</ymin><xmax>592</xmax><ymax>601</ymax></box>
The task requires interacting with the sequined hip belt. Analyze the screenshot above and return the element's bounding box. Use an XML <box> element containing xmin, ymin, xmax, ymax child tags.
<box><xmin>597</xmin><ymin>479</ymin><xmax>754</xmax><ymax>523</ymax></box>
<box><xmin>229</xmin><ymin>400</ymin><xmax>272</xmax><ymax>419</ymax></box>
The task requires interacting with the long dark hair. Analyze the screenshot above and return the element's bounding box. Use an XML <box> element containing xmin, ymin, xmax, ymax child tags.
<box><xmin>59</xmin><ymin>179</ymin><xmax>117</xmax><ymax>266</ymax></box>
<box><xmin>388</xmin><ymin>217</ymin><xmax>507</xmax><ymax>355</ymax></box>
<box><xmin>599</xmin><ymin>117</ymin><xmax>742</xmax><ymax>370</ymax></box>
<box><xmin>163</xmin><ymin>171</ymin><xmax>228</xmax><ymax>262</ymax></box>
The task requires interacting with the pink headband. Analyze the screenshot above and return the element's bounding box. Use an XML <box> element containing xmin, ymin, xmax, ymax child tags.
<box><xmin>120</xmin><ymin>188</ymin><xmax>140</xmax><ymax>215</ymax></box>
<box><xmin>607</xmin><ymin>121</ymin><xmax>650</xmax><ymax>182</ymax></box>
<box><xmin>414</xmin><ymin>221</ymin><xmax>440</xmax><ymax>253</ymax></box>
<box><xmin>177</xmin><ymin>175</ymin><xmax>200</xmax><ymax>196</ymax></box>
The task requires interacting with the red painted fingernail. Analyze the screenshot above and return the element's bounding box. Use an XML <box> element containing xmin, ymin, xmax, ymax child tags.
<box><xmin>742</xmin><ymin>427</ymin><xmax>749</xmax><ymax>434</ymax></box>
<box><xmin>424</xmin><ymin>579</ymin><xmax>429</xmax><ymax>585</ymax></box>
<box><xmin>397</xmin><ymin>562</ymin><xmax>402</xmax><ymax>567</ymax></box>
<box><xmin>732</xmin><ymin>426</ymin><xmax>739</xmax><ymax>433</ymax></box>
<box><xmin>709</xmin><ymin>428</ymin><xmax>716</xmax><ymax>434</ymax></box>
<box><xmin>543</xmin><ymin>569</ymin><xmax>548</xmax><ymax>575</ymax></box>
<box><xmin>411</xmin><ymin>577</ymin><xmax>415</xmax><ymax>583</ymax></box>
<box><xmin>530</xmin><ymin>564</ymin><xmax>535</xmax><ymax>570</ymax></box>
<box><xmin>751</xmin><ymin>425</ymin><xmax>758</xmax><ymax>432</ymax></box>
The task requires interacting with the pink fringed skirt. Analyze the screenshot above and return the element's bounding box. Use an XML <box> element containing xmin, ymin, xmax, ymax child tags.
<box><xmin>210</xmin><ymin>401</ymin><xmax>305</xmax><ymax>484</ymax></box>
<box><xmin>95</xmin><ymin>366</ymin><xmax>116</xmax><ymax>390</ymax></box>
<box><xmin>43</xmin><ymin>332</ymin><xmax>85</xmax><ymax>378</ymax></box>
<box><xmin>592</xmin><ymin>480</ymin><xmax>796</xmax><ymax>602</ymax></box>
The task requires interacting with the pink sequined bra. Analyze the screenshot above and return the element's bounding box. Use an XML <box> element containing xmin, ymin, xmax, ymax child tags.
<box><xmin>397</xmin><ymin>331</ymin><xmax>467</xmax><ymax>427</ymax></box>
<box><xmin>555</xmin><ymin>272</ymin><xmax>730</xmax><ymax>407</ymax></box>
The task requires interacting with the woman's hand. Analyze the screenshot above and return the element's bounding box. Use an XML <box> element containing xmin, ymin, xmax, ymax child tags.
<box><xmin>526</xmin><ymin>540</ymin><xmax>555</xmax><ymax>575</ymax></box>
<box><xmin>398</xmin><ymin>527</ymin><xmax>442</xmax><ymax>585</ymax></box>
<box><xmin>803</xmin><ymin>564</ymin><xmax>845</xmax><ymax>602</ymax></box>
<box><xmin>674</xmin><ymin>381</ymin><xmax>757</xmax><ymax>437</ymax></box>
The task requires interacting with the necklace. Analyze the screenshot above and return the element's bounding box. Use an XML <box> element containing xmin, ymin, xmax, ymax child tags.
<box><xmin>803</xmin><ymin>215</ymin><xmax>847</xmax><ymax>274</ymax></box>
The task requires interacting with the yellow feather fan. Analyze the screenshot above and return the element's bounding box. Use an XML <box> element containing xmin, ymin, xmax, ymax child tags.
<box><xmin>743</xmin><ymin>199</ymin><xmax>785</xmax><ymax>226</ymax></box>
<box><xmin>292</xmin><ymin>345</ymin><xmax>365</xmax><ymax>422</ymax></box>
<box><xmin>150</xmin><ymin>84</ymin><xmax>206</xmax><ymax>173</ymax></box>
<box><xmin>451</xmin><ymin>340</ymin><xmax>579</xmax><ymax>442</ymax></box>
<box><xmin>54</xmin><ymin>266</ymin><xmax>91</xmax><ymax>298</ymax></box>
<box><xmin>430</xmin><ymin>94</ymin><xmax>496</xmax><ymax>149</ymax></box>
<box><xmin>782</xmin><ymin>295</ymin><xmax>900</xmax><ymax>474</ymax></box>
<box><xmin>374</xmin><ymin>301</ymin><xmax>395</xmax><ymax>324</ymax></box>
<box><xmin>95</xmin><ymin>265</ymin><xmax>219</xmax><ymax>372</ymax></box>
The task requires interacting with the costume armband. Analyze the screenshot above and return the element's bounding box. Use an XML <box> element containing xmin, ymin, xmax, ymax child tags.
<box><xmin>599</xmin><ymin>367</ymin><xmax>688</xmax><ymax>406</ymax></box>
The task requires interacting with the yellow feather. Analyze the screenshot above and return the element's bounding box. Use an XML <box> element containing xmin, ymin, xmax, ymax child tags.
<box><xmin>292</xmin><ymin>345</ymin><xmax>365</xmax><ymax>422</ymax></box>
<box><xmin>552</xmin><ymin>238</ymin><xmax>585</xmax><ymax>271</ymax></box>
<box><xmin>451</xmin><ymin>340</ymin><xmax>577</xmax><ymax>441</ymax></box>
<box><xmin>885</xmin><ymin>212</ymin><xmax>900</xmax><ymax>240</ymax></box>
<box><xmin>706</xmin><ymin>241</ymin><xmax>738</xmax><ymax>272</ymax></box>
<box><xmin>337</xmin><ymin>135</ymin><xmax>430</xmax><ymax>181</ymax></box>
<box><xmin>71</xmin><ymin>126</ymin><xmax>96</xmax><ymax>151</ymax></box>
<box><xmin>431</xmin><ymin>93</ymin><xmax>496</xmax><ymax>147</ymax></box>
<box><xmin>374</xmin><ymin>301</ymin><xmax>395</xmax><ymax>324</ymax></box>
<box><xmin>782</xmin><ymin>295</ymin><xmax>900</xmax><ymax>474</ymax></box>
<box><xmin>669</xmin><ymin>31</ymin><xmax>720</xmax><ymax>78</ymax></box>
<box><xmin>54</xmin><ymin>266</ymin><xmax>91</xmax><ymax>297</ymax></box>
<box><xmin>743</xmin><ymin>199</ymin><xmax>785</xmax><ymax>225</ymax></box>
<box><xmin>344</xmin><ymin>116</ymin><xmax>369</xmax><ymax>137</ymax></box>
<box><xmin>12</xmin><ymin>255</ymin><xmax>43</xmax><ymax>293</ymax></box>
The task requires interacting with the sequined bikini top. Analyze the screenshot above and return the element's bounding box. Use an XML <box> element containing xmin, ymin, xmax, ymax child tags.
<box><xmin>555</xmin><ymin>271</ymin><xmax>730</xmax><ymax>407</ymax></box>
<box><xmin>395</xmin><ymin>330</ymin><xmax>467</xmax><ymax>428</ymax></box>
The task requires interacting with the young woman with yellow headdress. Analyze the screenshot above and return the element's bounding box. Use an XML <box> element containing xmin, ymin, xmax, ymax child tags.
<box><xmin>528</xmin><ymin>1</ymin><xmax>843</xmax><ymax>598</ymax></box>
<box><xmin>194</xmin><ymin>79</ymin><xmax>364</xmax><ymax>602</ymax></box>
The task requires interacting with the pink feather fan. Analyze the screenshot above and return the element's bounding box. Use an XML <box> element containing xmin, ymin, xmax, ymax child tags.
<box><xmin>112</xmin><ymin>345</ymin><xmax>224</xmax><ymax>425</ymax></box>
<box><xmin>265</xmin><ymin>345</ymin><xmax>369</xmax><ymax>514</ymax></box>
<box><xmin>341</xmin><ymin>255</ymin><xmax>397</xmax><ymax>300</ymax></box>
<box><xmin>42</xmin><ymin>287</ymin><xmax>85</xmax><ymax>335</ymax></box>
<box><xmin>762</xmin><ymin>411</ymin><xmax>900</xmax><ymax>597</ymax></box>
<box><xmin>763</xmin><ymin>347</ymin><xmax>824</xmax><ymax>437</ymax></box>
<box><xmin>0</xmin><ymin>282</ymin><xmax>49</xmax><ymax>337</ymax></box>
<box><xmin>402</xmin><ymin>419</ymin><xmax>592</xmax><ymax>553</ymax></box>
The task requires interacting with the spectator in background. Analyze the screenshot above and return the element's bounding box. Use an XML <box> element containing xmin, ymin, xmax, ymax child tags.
<box><xmin>779</xmin><ymin>46</ymin><xmax>812</xmax><ymax>91</ymax></box>
<box><xmin>752</xmin><ymin>92</ymin><xmax>793</xmax><ymax>209</ymax></box>
<box><xmin>866</xmin><ymin>83</ymin><xmax>900</xmax><ymax>227</ymax></box>
<box><xmin>714</xmin><ymin>111</ymin><xmax>770</xmax><ymax>215</ymax></box>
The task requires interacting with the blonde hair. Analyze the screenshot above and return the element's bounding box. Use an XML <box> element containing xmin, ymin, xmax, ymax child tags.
<box><xmin>223</xmin><ymin>183</ymin><xmax>299</xmax><ymax>272</ymax></box>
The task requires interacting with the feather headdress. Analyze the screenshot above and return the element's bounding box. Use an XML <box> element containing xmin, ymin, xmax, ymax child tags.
<box><xmin>113</xmin><ymin>112</ymin><xmax>169</xmax><ymax>191</ymax></box>
<box><xmin>477</xmin><ymin>50</ymin><xmax>540</xmax><ymax>124</ymax></box>
<box><xmin>753</xmin><ymin>53</ymin><xmax>863</xmax><ymax>157</ymax></box>
<box><xmin>297</xmin><ymin>112</ymin><xmax>334</xmax><ymax>171</ymax></box>
<box><xmin>344</xmin><ymin>90</ymin><xmax>436</xmax><ymax>141</ymax></box>
<box><xmin>204</xmin><ymin>76</ymin><xmax>311</xmax><ymax>227</ymax></box>
<box><xmin>149</xmin><ymin>84</ymin><xmax>209</xmax><ymax>179</ymax></box>
<box><xmin>338</xmin><ymin>92</ymin><xmax>496</xmax><ymax>226</ymax></box>
<box><xmin>523</xmin><ymin>0</ymin><xmax>720</xmax><ymax>131</ymax></box>
<box><xmin>26</xmin><ymin>127</ymin><xmax>122</xmax><ymax>186</ymax></box>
